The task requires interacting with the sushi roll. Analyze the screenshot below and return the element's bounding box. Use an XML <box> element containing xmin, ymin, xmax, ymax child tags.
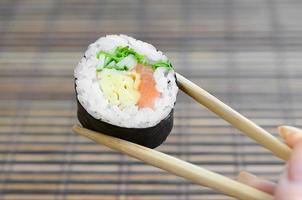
<box><xmin>74</xmin><ymin>35</ymin><xmax>178</xmax><ymax>148</ymax></box>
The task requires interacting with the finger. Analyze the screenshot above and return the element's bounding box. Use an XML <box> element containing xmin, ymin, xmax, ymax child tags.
<box><xmin>236</xmin><ymin>171</ymin><xmax>276</xmax><ymax>195</ymax></box>
<box><xmin>274</xmin><ymin>172</ymin><xmax>302</xmax><ymax>200</ymax></box>
<box><xmin>278</xmin><ymin>126</ymin><xmax>302</xmax><ymax>148</ymax></box>
<box><xmin>274</xmin><ymin>140</ymin><xmax>302</xmax><ymax>200</ymax></box>
<box><xmin>288</xmin><ymin>139</ymin><xmax>302</xmax><ymax>182</ymax></box>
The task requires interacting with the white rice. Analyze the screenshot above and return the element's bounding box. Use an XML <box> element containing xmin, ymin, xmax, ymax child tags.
<box><xmin>74</xmin><ymin>34</ymin><xmax>178</xmax><ymax>128</ymax></box>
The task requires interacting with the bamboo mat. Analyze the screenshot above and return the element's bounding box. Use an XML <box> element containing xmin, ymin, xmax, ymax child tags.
<box><xmin>1</xmin><ymin>0</ymin><xmax>302</xmax><ymax>199</ymax></box>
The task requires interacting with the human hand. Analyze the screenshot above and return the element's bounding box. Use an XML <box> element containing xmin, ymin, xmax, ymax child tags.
<box><xmin>236</xmin><ymin>126</ymin><xmax>302</xmax><ymax>200</ymax></box>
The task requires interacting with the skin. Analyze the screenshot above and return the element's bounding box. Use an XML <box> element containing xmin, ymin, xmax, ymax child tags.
<box><xmin>236</xmin><ymin>126</ymin><xmax>302</xmax><ymax>200</ymax></box>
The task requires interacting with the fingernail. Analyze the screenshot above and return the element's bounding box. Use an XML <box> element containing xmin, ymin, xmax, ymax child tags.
<box><xmin>279</xmin><ymin>126</ymin><xmax>302</xmax><ymax>147</ymax></box>
<box><xmin>288</xmin><ymin>140</ymin><xmax>302</xmax><ymax>182</ymax></box>
<box><xmin>237</xmin><ymin>171</ymin><xmax>276</xmax><ymax>194</ymax></box>
<box><xmin>237</xmin><ymin>171</ymin><xmax>257</xmax><ymax>184</ymax></box>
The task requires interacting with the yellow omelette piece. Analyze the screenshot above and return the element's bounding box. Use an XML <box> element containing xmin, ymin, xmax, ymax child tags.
<box><xmin>97</xmin><ymin>69</ymin><xmax>141</xmax><ymax>109</ymax></box>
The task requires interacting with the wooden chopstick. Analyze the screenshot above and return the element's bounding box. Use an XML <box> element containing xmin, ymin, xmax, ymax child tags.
<box><xmin>176</xmin><ymin>73</ymin><xmax>292</xmax><ymax>161</ymax></box>
<box><xmin>73</xmin><ymin>125</ymin><xmax>273</xmax><ymax>200</ymax></box>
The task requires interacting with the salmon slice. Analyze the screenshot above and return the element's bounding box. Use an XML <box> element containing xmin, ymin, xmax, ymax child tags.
<box><xmin>135</xmin><ymin>64</ymin><xmax>160</xmax><ymax>109</ymax></box>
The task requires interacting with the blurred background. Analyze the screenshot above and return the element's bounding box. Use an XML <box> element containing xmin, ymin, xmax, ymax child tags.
<box><xmin>0</xmin><ymin>0</ymin><xmax>301</xmax><ymax>199</ymax></box>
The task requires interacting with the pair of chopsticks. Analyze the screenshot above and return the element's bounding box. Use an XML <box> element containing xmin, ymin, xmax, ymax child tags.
<box><xmin>73</xmin><ymin>73</ymin><xmax>292</xmax><ymax>200</ymax></box>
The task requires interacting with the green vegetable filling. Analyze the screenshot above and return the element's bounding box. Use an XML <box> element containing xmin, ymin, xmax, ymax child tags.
<box><xmin>96</xmin><ymin>46</ymin><xmax>173</xmax><ymax>71</ymax></box>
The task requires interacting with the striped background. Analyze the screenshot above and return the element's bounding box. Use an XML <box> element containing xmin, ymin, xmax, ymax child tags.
<box><xmin>1</xmin><ymin>0</ymin><xmax>302</xmax><ymax>199</ymax></box>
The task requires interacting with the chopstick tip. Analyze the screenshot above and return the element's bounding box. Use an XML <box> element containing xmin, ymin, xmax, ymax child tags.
<box><xmin>72</xmin><ymin>124</ymin><xmax>82</xmax><ymax>133</ymax></box>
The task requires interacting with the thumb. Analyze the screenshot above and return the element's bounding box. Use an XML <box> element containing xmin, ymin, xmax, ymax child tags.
<box><xmin>274</xmin><ymin>139</ymin><xmax>302</xmax><ymax>200</ymax></box>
